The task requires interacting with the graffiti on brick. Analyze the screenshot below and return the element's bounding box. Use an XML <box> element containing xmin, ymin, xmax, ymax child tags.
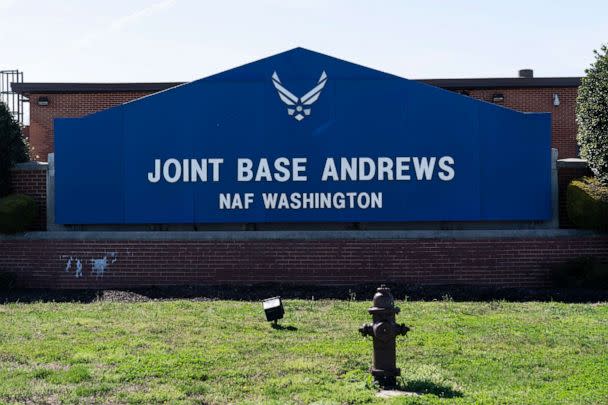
<box><xmin>64</xmin><ymin>256</ymin><xmax>83</xmax><ymax>278</ymax></box>
<box><xmin>91</xmin><ymin>252</ymin><xmax>118</xmax><ymax>278</ymax></box>
<box><xmin>62</xmin><ymin>252</ymin><xmax>117</xmax><ymax>278</ymax></box>
<box><xmin>64</xmin><ymin>257</ymin><xmax>73</xmax><ymax>273</ymax></box>
<box><xmin>75</xmin><ymin>259</ymin><xmax>83</xmax><ymax>278</ymax></box>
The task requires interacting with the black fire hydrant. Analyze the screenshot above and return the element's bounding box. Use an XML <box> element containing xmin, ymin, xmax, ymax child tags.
<box><xmin>359</xmin><ymin>285</ymin><xmax>409</xmax><ymax>388</ymax></box>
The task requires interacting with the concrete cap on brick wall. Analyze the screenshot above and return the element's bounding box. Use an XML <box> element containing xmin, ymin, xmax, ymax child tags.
<box><xmin>556</xmin><ymin>158</ymin><xmax>588</xmax><ymax>169</ymax></box>
<box><xmin>0</xmin><ymin>229</ymin><xmax>602</xmax><ymax>241</ymax></box>
<box><xmin>11</xmin><ymin>161</ymin><xmax>48</xmax><ymax>171</ymax></box>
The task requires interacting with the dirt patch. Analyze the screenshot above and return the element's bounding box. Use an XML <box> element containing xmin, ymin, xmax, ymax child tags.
<box><xmin>97</xmin><ymin>290</ymin><xmax>151</xmax><ymax>303</ymax></box>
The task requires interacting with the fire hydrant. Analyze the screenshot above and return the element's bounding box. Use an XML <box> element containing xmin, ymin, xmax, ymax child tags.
<box><xmin>359</xmin><ymin>285</ymin><xmax>409</xmax><ymax>388</ymax></box>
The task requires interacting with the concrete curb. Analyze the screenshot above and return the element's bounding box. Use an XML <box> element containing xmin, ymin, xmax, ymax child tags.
<box><xmin>0</xmin><ymin>229</ymin><xmax>603</xmax><ymax>241</ymax></box>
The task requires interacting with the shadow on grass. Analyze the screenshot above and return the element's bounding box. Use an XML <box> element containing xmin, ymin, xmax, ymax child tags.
<box><xmin>270</xmin><ymin>323</ymin><xmax>298</xmax><ymax>331</ymax></box>
<box><xmin>399</xmin><ymin>379</ymin><xmax>463</xmax><ymax>398</ymax></box>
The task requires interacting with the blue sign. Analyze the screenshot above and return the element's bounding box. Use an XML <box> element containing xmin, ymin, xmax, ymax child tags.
<box><xmin>55</xmin><ymin>48</ymin><xmax>552</xmax><ymax>224</ymax></box>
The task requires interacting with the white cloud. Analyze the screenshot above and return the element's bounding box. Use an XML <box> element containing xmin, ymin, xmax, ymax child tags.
<box><xmin>74</xmin><ymin>0</ymin><xmax>177</xmax><ymax>49</ymax></box>
<box><xmin>108</xmin><ymin>0</ymin><xmax>176</xmax><ymax>33</ymax></box>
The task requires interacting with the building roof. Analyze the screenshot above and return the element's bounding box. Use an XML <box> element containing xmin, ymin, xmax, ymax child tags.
<box><xmin>11</xmin><ymin>77</ymin><xmax>582</xmax><ymax>95</ymax></box>
<box><xmin>420</xmin><ymin>77</ymin><xmax>581</xmax><ymax>89</ymax></box>
<box><xmin>11</xmin><ymin>82</ymin><xmax>184</xmax><ymax>95</ymax></box>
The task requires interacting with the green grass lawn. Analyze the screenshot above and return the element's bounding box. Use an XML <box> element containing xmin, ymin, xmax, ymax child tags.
<box><xmin>0</xmin><ymin>298</ymin><xmax>607</xmax><ymax>404</ymax></box>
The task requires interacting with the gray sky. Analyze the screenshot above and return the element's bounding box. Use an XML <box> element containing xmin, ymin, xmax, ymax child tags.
<box><xmin>1</xmin><ymin>0</ymin><xmax>607</xmax><ymax>83</ymax></box>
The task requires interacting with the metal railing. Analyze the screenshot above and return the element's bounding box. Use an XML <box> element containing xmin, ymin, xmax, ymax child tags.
<box><xmin>0</xmin><ymin>69</ymin><xmax>24</xmax><ymax>125</ymax></box>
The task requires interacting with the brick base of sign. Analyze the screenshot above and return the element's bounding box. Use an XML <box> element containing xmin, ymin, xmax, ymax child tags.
<box><xmin>4</xmin><ymin>159</ymin><xmax>603</xmax><ymax>290</ymax></box>
<box><xmin>1</xmin><ymin>234</ymin><xmax>607</xmax><ymax>289</ymax></box>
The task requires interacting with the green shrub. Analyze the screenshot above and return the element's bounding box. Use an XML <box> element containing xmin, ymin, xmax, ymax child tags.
<box><xmin>0</xmin><ymin>194</ymin><xmax>37</xmax><ymax>234</ymax></box>
<box><xmin>552</xmin><ymin>257</ymin><xmax>608</xmax><ymax>288</ymax></box>
<box><xmin>576</xmin><ymin>44</ymin><xmax>608</xmax><ymax>184</ymax></box>
<box><xmin>567</xmin><ymin>177</ymin><xmax>608</xmax><ymax>231</ymax></box>
<box><xmin>0</xmin><ymin>102</ymin><xmax>29</xmax><ymax>197</ymax></box>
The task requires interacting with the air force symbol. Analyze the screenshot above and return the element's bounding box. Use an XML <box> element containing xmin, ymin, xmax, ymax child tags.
<box><xmin>272</xmin><ymin>71</ymin><xmax>327</xmax><ymax>121</ymax></box>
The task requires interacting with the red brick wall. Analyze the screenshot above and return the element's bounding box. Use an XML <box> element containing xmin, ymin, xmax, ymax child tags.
<box><xmin>28</xmin><ymin>92</ymin><xmax>153</xmax><ymax>161</ymax></box>
<box><xmin>9</xmin><ymin>166</ymin><xmax>47</xmax><ymax>230</ymax></box>
<box><xmin>459</xmin><ymin>87</ymin><xmax>578</xmax><ymax>158</ymax></box>
<box><xmin>1</xmin><ymin>236</ymin><xmax>606</xmax><ymax>289</ymax></box>
<box><xmin>26</xmin><ymin>86</ymin><xmax>580</xmax><ymax>162</ymax></box>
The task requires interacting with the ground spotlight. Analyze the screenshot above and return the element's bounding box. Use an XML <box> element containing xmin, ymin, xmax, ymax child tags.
<box><xmin>262</xmin><ymin>296</ymin><xmax>284</xmax><ymax>325</ymax></box>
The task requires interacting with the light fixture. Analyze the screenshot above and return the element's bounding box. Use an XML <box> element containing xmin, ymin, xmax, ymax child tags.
<box><xmin>492</xmin><ymin>93</ymin><xmax>504</xmax><ymax>103</ymax></box>
<box><xmin>262</xmin><ymin>296</ymin><xmax>284</xmax><ymax>324</ymax></box>
<box><xmin>37</xmin><ymin>96</ymin><xmax>49</xmax><ymax>106</ymax></box>
<box><xmin>553</xmin><ymin>93</ymin><xmax>560</xmax><ymax>107</ymax></box>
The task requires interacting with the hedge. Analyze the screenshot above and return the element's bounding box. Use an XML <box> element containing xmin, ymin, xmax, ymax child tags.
<box><xmin>567</xmin><ymin>177</ymin><xmax>608</xmax><ymax>231</ymax></box>
<box><xmin>0</xmin><ymin>194</ymin><xmax>37</xmax><ymax>234</ymax></box>
<box><xmin>552</xmin><ymin>256</ymin><xmax>608</xmax><ymax>288</ymax></box>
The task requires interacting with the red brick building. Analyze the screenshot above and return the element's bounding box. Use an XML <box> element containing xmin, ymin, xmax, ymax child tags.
<box><xmin>12</xmin><ymin>71</ymin><xmax>581</xmax><ymax>162</ymax></box>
